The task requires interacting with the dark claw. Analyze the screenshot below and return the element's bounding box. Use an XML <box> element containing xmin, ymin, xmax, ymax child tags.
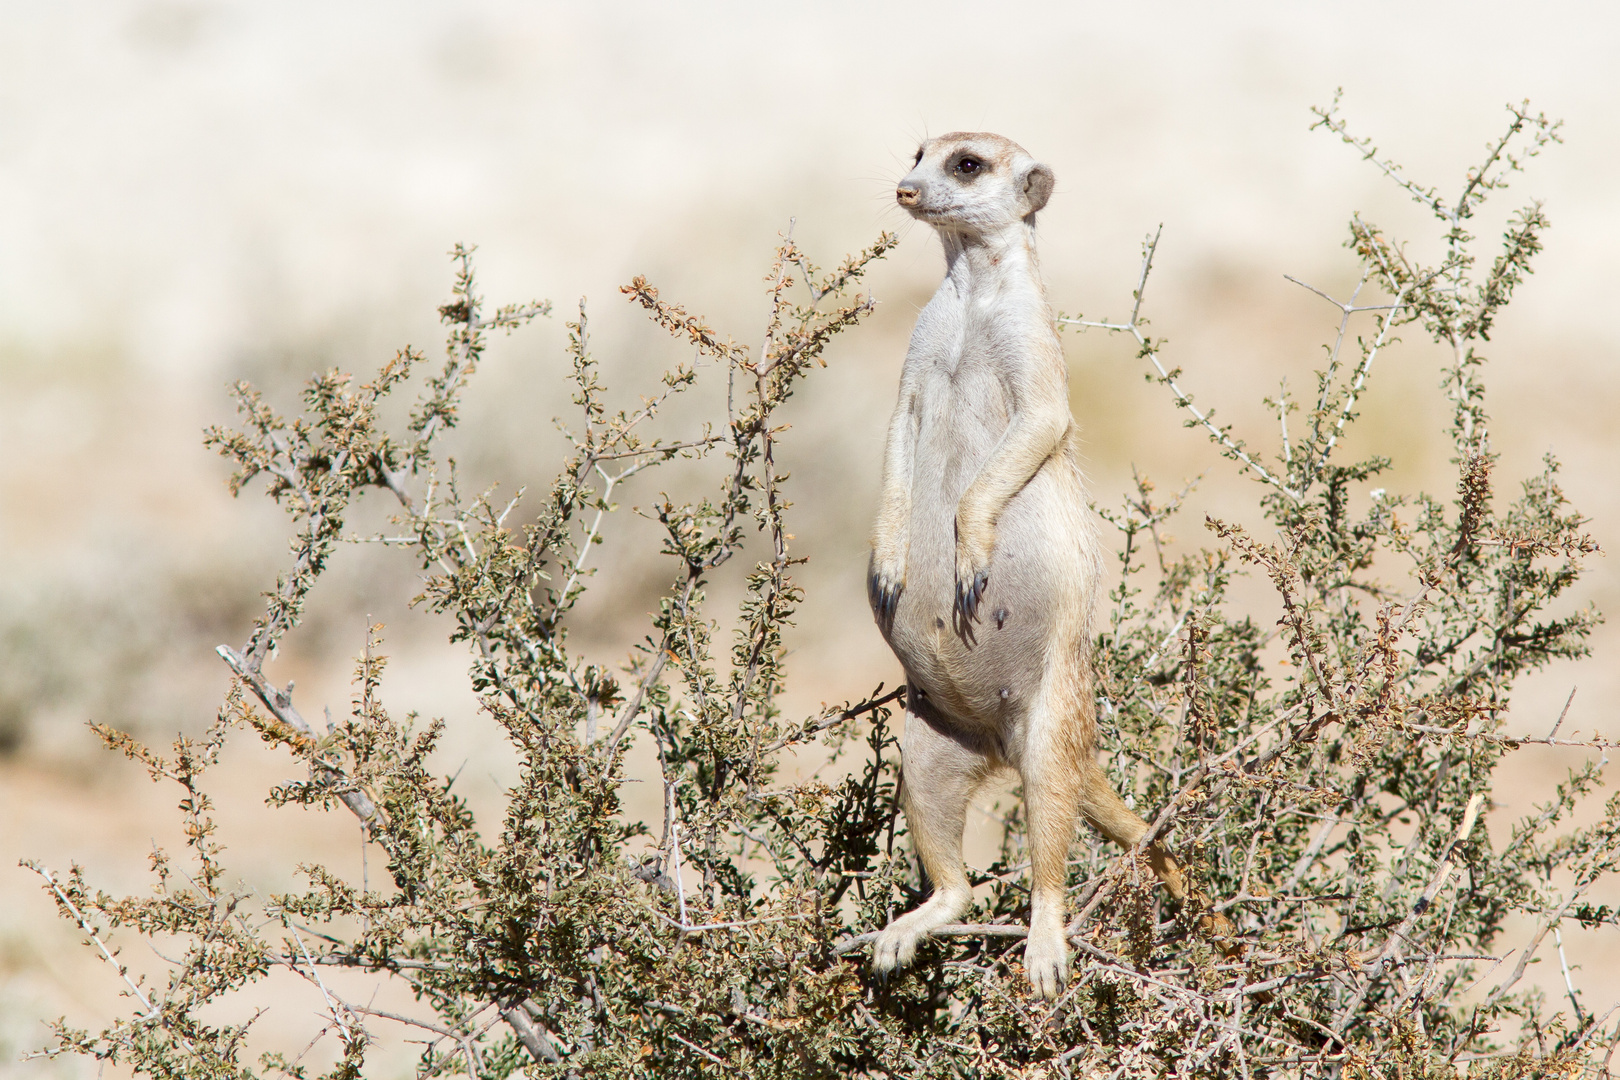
<box><xmin>870</xmin><ymin>574</ymin><xmax>903</xmax><ymax>628</ymax></box>
<box><xmin>954</xmin><ymin>567</ymin><xmax>989</xmax><ymax>624</ymax></box>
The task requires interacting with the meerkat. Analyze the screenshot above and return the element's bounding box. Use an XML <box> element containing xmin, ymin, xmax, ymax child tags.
<box><xmin>868</xmin><ymin>132</ymin><xmax>1186</xmax><ymax>1000</ymax></box>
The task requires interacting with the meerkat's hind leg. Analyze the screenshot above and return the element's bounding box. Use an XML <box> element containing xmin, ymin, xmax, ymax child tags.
<box><xmin>1018</xmin><ymin>705</ymin><xmax>1088</xmax><ymax>1000</ymax></box>
<box><xmin>872</xmin><ymin>713</ymin><xmax>989</xmax><ymax>977</ymax></box>
<box><xmin>1078</xmin><ymin>759</ymin><xmax>1187</xmax><ymax>900</ymax></box>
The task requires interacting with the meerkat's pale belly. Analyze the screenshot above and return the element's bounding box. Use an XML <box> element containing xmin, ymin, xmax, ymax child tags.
<box><xmin>880</xmin><ymin>384</ymin><xmax>1098</xmax><ymax>731</ymax></box>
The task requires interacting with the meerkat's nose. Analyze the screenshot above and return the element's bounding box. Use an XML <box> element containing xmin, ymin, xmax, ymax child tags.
<box><xmin>896</xmin><ymin>183</ymin><xmax>921</xmax><ymax>207</ymax></box>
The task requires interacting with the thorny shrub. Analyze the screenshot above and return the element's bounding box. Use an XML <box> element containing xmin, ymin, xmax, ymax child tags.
<box><xmin>24</xmin><ymin>101</ymin><xmax>1620</xmax><ymax>1079</ymax></box>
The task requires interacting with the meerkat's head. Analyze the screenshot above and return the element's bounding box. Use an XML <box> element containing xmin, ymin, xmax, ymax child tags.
<box><xmin>895</xmin><ymin>132</ymin><xmax>1055</xmax><ymax>235</ymax></box>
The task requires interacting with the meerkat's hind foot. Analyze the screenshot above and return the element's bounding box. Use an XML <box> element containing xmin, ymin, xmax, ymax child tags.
<box><xmin>870</xmin><ymin>916</ymin><xmax>929</xmax><ymax>976</ymax></box>
<box><xmin>1023</xmin><ymin>926</ymin><xmax>1070</xmax><ymax>1001</ymax></box>
<box><xmin>871</xmin><ymin>887</ymin><xmax>972</xmax><ymax>977</ymax></box>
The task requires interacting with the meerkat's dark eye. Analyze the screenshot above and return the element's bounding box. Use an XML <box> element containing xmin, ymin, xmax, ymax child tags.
<box><xmin>957</xmin><ymin>156</ymin><xmax>982</xmax><ymax>175</ymax></box>
<box><xmin>914</xmin><ymin>148</ymin><xmax>924</xmax><ymax>165</ymax></box>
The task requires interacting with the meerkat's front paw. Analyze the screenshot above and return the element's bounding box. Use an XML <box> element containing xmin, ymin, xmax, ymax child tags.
<box><xmin>952</xmin><ymin>517</ymin><xmax>994</xmax><ymax>623</ymax></box>
<box><xmin>868</xmin><ymin>559</ymin><xmax>905</xmax><ymax>627</ymax></box>
<box><xmin>953</xmin><ymin>545</ymin><xmax>992</xmax><ymax>624</ymax></box>
<box><xmin>954</xmin><ymin>564</ymin><xmax>989</xmax><ymax>624</ymax></box>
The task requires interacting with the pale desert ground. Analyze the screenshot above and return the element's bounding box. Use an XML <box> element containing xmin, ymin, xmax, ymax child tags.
<box><xmin>2</xmin><ymin>3</ymin><xmax>1618</xmax><ymax>1076</ymax></box>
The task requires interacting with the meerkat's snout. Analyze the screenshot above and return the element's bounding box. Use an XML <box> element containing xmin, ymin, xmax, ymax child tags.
<box><xmin>896</xmin><ymin>181</ymin><xmax>922</xmax><ymax>208</ymax></box>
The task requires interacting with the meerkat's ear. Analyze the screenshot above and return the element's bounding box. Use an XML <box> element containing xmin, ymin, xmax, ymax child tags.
<box><xmin>1020</xmin><ymin>162</ymin><xmax>1055</xmax><ymax>217</ymax></box>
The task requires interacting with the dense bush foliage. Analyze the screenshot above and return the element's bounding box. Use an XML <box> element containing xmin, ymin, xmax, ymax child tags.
<box><xmin>25</xmin><ymin>102</ymin><xmax>1619</xmax><ymax>1079</ymax></box>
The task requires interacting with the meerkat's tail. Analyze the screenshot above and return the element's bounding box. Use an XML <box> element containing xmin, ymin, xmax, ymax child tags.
<box><xmin>1077</xmin><ymin>761</ymin><xmax>1187</xmax><ymax>899</ymax></box>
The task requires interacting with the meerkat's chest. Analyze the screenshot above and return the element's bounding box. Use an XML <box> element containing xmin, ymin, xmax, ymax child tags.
<box><xmin>905</xmin><ymin>294</ymin><xmax>1023</xmax><ymax>454</ymax></box>
<box><xmin>909</xmin><ymin>288</ymin><xmax>1023</xmax><ymax>373</ymax></box>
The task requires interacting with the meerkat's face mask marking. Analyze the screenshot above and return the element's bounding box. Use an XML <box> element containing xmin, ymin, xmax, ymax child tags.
<box><xmin>896</xmin><ymin>132</ymin><xmax>1055</xmax><ymax>233</ymax></box>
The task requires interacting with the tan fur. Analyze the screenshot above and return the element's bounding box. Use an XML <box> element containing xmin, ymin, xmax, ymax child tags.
<box><xmin>868</xmin><ymin>132</ymin><xmax>1185</xmax><ymax>1000</ymax></box>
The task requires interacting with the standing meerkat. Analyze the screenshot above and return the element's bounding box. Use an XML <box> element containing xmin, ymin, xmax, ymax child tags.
<box><xmin>869</xmin><ymin>132</ymin><xmax>1185</xmax><ymax>1000</ymax></box>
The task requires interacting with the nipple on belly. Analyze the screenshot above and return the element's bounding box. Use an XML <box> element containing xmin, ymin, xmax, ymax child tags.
<box><xmin>993</xmin><ymin>607</ymin><xmax>1009</xmax><ymax>629</ymax></box>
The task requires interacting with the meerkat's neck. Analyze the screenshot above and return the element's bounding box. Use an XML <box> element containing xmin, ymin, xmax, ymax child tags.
<box><xmin>939</xmin><ymin>221</ymin><xmax>1045</xmax><ymax>304</ymax></box>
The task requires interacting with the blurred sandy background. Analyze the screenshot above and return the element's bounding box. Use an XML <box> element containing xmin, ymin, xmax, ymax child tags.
<box><xmin>2</xmin><ymin>2</ymin><xmax>1618</xmax><ymax>1075</ymax></box>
